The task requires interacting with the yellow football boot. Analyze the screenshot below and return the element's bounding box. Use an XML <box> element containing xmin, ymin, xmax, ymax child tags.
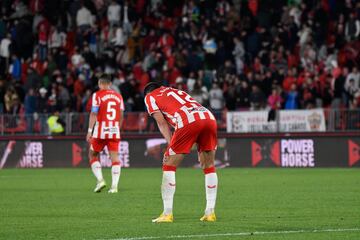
<box><xmin>151</xmin><ymin>213</ymin><xmax>173</xmax><ymax>223</ymax></box>
<box><xmin>200</xmin><ymin>212</ymin><xmax>216</xmax><ymax>222</ymax></box>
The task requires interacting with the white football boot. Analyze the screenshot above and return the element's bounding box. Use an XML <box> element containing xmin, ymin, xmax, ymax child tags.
<box><xmin>94</xmin><ymin>179</ymin><xmax>106</xmax><ymax>193</ymax></box>
<box><xmin>108</xmin><ymin>187</ymin><xmax>118</xmax><ymax>193</ymax></box>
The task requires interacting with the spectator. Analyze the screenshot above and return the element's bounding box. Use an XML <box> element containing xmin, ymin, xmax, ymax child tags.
<box><xmin>268</xmin><ymin>87</ymin><xmax>282</xmax><ymax>111</ymax></box>
<box><xmin>267</xmin><ymin>87</ymin><xmax>282</xmax><ymax>121</ymax></box>
<box><xmin>9</xmin><ymin>55</ymin><xmax>22</xmax><ymax>81</ymax></box>
<box><xmin>76</xmin><ymin>4</ymin><xmax>93</xmax><ymax>32</ymax></box>
<box><xmin>47</xmin><ymin>111</ymin><xmax>65</xmax><ymax>135</ymax></box>
<box><xmin>111</xmin><ymin>25</ymin><xmax>126</xmax><ymax>47</ymax></box>
<box><xmin>232</xmin><ymin>37</ymin><xmax>245</xmax><ymax>75</ymax></box>
<box><xmin>209</xmin><ymin>82</ymin><xmax>224</xmax><ymax>112</ymax></box>
<box><xmin>249</xmin><ymin>85</ymin><xmax>266</xmax><ymax>110</ymax></box>
<box><xmin>48</xmin><ymin>27</ymin><xmax>65</xmax><ymax>51</ymax></box>
<box><xmin>345</xmin><ymin>67</ymin><xmax>360</xmax><ymax>92</ymax></box>
<box><xmin>186</xmin><ymin>72</ymin><xmax>196</xmax><ymax>92</ymax></box>
<box><xmin>0</xmin><ymin>33</ymin><xmax>12</xmax><ymax>75</ymax></box>
<box><xmin>58</xmin><ymin>84</ymin><xmax>70</xmax><ymax>109</ymax></box>
<box><xmin>345</xmin><ymin>79</ymin><xmax>360</xmax><ymax>103</ymax></box>
<box><xmin>190</xmin><ymin>80</ymin><xmax>209</xmax><ymax>106</ymax></box>
<box><xmin>345</xmin><ymin>12</ymin><xmax>360</xmax><ymax>41</ymax></box>
<box><xmin>4</xmin><ymin>87</ymin><xmax>20</xmax><ymax>113</ymax></box>
<box><xmin>332</xmin><ymin>67</ymin><xmax>347</xmax><ymax>109</ymax></box>
<box><xmin>301</xmin><ymin>79</ymin><xmax>317</xmax><ymax>109</ymax></box>
<box><xmin>235</xmin><ymin>80</ymin><xmax>250</xmax><ymax>109</ymax></box>
<box><xmin>38</xmin><ymin>24</ymin><xmax>48</xmax><ymax>61</ymax></box>
<box><xmin>37</xmin><ymin>87</ymin><xmax>49</xmax><ymax>133</ymax></box>
<box><xmin>285</xmin><ymin>83</ymin><xmax>299</xmax><ymax>110</ymax></box>
<box><xmin>24</xmin><ymin>67</ymin><xmax>41</xmax><ymax>92</ymax></box>
<box><xmin>107</xmin><ymin>0</ymin><xmax>121</xmax><ymax>28</ymax></box>
<box><xmin>24</xmin><ymin>88</ymin><xmax>37</xmax><ymax>133</ymax></box>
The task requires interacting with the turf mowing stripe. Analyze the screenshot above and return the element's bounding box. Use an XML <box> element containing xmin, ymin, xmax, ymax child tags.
<box><xmin>100</xmin><ymin>228</ymin><xmax>360</xmax><ymax>240</ymax></box>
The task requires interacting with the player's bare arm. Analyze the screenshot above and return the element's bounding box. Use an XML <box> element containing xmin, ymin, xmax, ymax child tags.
<box><xmin>87</xmin><ymin>112</ymin><xmax>97</xmax><ymax>142</ymax></box>
<box><xmin>152</xmin><ymin>111</ymin><xmax>172</xmax><ymax>144</ymax></box>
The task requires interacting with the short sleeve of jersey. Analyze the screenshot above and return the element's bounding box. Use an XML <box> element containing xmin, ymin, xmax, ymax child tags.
<box><xmin>91</xmin><ymin>92</ymin><xmax>100</xmax><ymax>113</ymax></box>
<box><xmin>144</xmin><ymin>94</ymin><xmax>160</xmax><ymax>115</ymax></box>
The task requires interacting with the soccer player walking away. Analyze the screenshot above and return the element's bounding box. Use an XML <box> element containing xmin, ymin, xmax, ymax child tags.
<box><xmin>144</xmin><ymin>82</ymin><xmax>218</xmax><ymax>223</ymax></box>
<box><xmin>86</xmin><ymin>75</ymin><xmax>124</xmax><ymax>193</ymax></box>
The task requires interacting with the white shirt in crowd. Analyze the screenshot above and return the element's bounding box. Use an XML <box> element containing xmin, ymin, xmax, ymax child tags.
<box><xmin>107</xmin><ymin>3</ymin><xmax>121</xmax><ymax>23</ymax></box>
<box><xmin>345</xmin><ymin>70</ymin><xmax>360</xmax><ymax>90</ymax></box>
<box><xmin>209</xmin><ymin>87</ymin><xmax>224</xmax><ymax>110</ymax></box>
<box><xmin>76</xmin><ymin>7</ymin><xmax>93</xmax><ymax>27</ymax></box>
<box><xmin>186</xmin><ymin>78</ymin><xmax>196</xmax><ymax>92</ymax></box>
<box><xmin>49</xmin><ymin>30</ymin><xmax>66</xmax><ymax>49</ymax></box>
<box><xmin>0</xmin><ymin>38</ymin><xmax>11</xmax><ymax>58</ymax></box>
<box><xmin>111</xmin><ymin>27</ymin><xmax>126</xmax><ymax>46</ymax></box>
<box><xmin>71</xmin><ymin>53</ymin><xmax>83</xmax><ymax>66</ymax></box>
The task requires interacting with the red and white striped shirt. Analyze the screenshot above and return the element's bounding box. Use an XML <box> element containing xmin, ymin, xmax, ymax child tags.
<box><xmin>144</xmin><ymin>86</ymin><xmax>215</xmax><ymax>129</ymax></box>
<box><xmin>91</xmin><ymin>89</ymin><xmax>124</xmax><ymax>139</ymax></box>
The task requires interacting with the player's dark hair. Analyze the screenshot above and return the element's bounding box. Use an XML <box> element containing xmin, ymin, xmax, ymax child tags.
<box><xmin>98</xmin><ymin>74</ymin><xmax>111</xmax><ymax>84</ymax></box>
<box><xmin>144</xmin><ymin>82</ymin><xmax>161</xmax><ymax>96</ymax></box>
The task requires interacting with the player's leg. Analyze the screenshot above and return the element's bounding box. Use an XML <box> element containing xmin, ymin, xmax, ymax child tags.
<box><xmin>199</xmin><ymin>150</ymin><xmax>218</xmax><ymax>221</ymax></box>
<box><xmin>89</xmin><ymin>139</ymin><xmax>106</xmax><ymax>192</ymax></box>
<box><xmin>108</xmin><ymin>140</ymin><xmax>121</xmax><ymax>193</ymax></box>
<box><xmin>153</xmin><ymin>126</ymin><xmax>194</xmax><ymax>223</ymax></box>
<box><xmin>152</xmin><ymin>153</ymin><xmax>184</xmax><ymax>223</ymax></box>
<box><xmin>197</xmin><ymin>119</ymin><xmax>218</xmax><ymax>221</ymax></box>
<box><xmin>163</xmin><ymin>154</ymin><xmax>184</xmax><ymax>211</ymax></box>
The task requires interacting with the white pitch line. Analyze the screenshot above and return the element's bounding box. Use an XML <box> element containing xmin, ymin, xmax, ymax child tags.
<box><xmin>99</xmin><ymin>228</ymin><xmax>360</xmax><ymax>240</ymax></box>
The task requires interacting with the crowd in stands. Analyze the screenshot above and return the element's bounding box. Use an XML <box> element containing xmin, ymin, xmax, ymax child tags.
<box><xmin>0</xmin><ymin>0</ymin><xmax>359</xmax><ymax>120</ymax></box>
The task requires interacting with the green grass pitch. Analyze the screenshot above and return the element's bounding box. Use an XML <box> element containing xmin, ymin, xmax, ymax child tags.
<box><xmin>0</xmin><ymin>168</ymin><xmax>359</xmax><ymax>240</ymax></box>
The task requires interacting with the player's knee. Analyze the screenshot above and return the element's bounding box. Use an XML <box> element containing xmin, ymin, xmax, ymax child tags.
<box><xmin>199</xmin><ymin>150</ymin><xmax>215</xmax><ymax>168</ymax></box>
<box><xmin>203</xmin><ymin>165</ymin><xmax>216</xmax><ymax>174</ymax></box>
<box><xmin>109</xmin><ymin>151</ymin><xmax>119</xmax><ymax>163</ymax></box>
<box><xmin>164</xmin><ymin>154</ymin><xmax>183</xmax><ymax>167</ymax></box>
<box><xmin>89</xmin><ymin>150</ymin><xmax>99</xmax><ymax>160</ymax></box>
<box><xmin>111</xmin><ymin>158</ymin><xmax>120</xmax><ymax>165</ymax></box>
<box><xmin>202</xmin><ymin>159</ymin><xmax>214</xmax><ymax>169</ymax></box>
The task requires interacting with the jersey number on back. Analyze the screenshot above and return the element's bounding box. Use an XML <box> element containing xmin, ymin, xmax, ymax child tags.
<box><xmin>167</xmin><ymin>90</ymin><xmax>205</xmax><ymax>128</ymax></box>
<box><xmin>167</xmin><ymin>90</ymin><xmax>197</xmax><ymax>104</ymax></box>
<box><xmin>106</xmin><ymin>101</ymin><xmax>117</xmax><ymax>120</ymax></box>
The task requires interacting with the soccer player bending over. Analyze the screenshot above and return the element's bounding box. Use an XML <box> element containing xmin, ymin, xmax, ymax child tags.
<box><xmin>86</xmin><ymin>76</ymin><xmax>125</xmax><ymax>193</ymax></box>
<box><xmin>144</xmin><ymin>82</ymin><xmax>218</xmax><ymax>222</ymax></box>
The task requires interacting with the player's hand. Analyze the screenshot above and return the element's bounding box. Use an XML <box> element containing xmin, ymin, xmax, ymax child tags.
<box><xmin>86</xmin><ymin>133</ymin><xmax>92</xmax><ymax>143</ymax></box>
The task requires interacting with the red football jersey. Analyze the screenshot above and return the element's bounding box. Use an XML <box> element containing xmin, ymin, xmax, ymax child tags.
<box><xmin>144</xmin><ymin>86</ymin><xmax>215</xmax><ymax>129</ymax></box>
<box><xmin>91</xmin><ymin>89</ymin><xmax>124</xmax><ymax>139</ymax></box>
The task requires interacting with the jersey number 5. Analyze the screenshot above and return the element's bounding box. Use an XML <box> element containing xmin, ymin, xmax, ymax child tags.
<box><xmin>107</xmin><ymin>101</ymin><xmax>116</xmax><ymax>120</ymax></box>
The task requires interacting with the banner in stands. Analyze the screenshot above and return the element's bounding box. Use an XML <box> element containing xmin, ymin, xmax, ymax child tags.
<box><xmin>227</xmin><ymin>109</ymin><xmax>326</xmax><ymax>133</ymax></box>
<box><xmin>0</xmin><ymin>136</ymin><xmax>358</xmax><ymax>168</ymax></box>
